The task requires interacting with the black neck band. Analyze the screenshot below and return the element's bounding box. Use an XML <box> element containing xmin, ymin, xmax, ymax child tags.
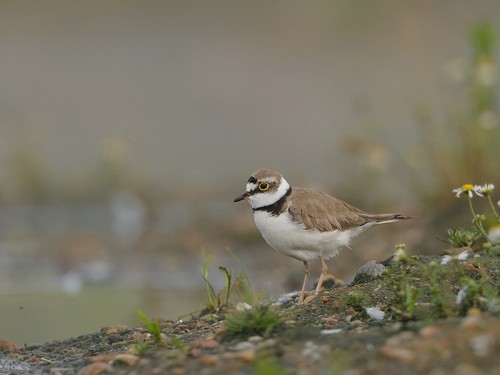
<box><xmin>253</xmin><ymin>186</ymin><xmax>292</xmax><ymax>216</ymax></box>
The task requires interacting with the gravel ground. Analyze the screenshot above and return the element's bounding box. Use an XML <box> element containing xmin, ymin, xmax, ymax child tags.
<box><xmin>1</xmin><ymin>251</ymin><xmax>499</xmax><ymax>375</ymax></box>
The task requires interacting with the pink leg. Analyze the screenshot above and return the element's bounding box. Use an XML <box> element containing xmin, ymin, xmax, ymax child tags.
<box><xmin>315</xmin><ymin>256</ymin><xmax>328</xmax><ymax>294</ymax></box>
<box><xmin>298</xmin><ymin>260</ymin><xmax>310</xmax><ymax>304</ymax></box>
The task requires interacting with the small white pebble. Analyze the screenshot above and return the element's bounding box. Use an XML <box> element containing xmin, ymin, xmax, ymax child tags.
<box><xmin>457</xmin><ymin>250</ymin><xmax>470</xmax><ymax>261</ymax></box>
<box><xmin>320</xmin><ymin>329</ymin><xmax>343</xmax><ymax>335</ymax></box>
<box><xmin>247</xmin><ymin>336</ymin><xmax>263</xmax><ymax>343</ymax></box>
<box><xmin>365</xmin><ymin>307</ymin><xmax>385</xmax><ymax>321</ymax></box>
<box><xmin>301</xmin><ymin>341</ymin><xmax>328</xmax><ymax>361</ymax></box>
<box><xmin>469</xmin><ymin>334</ymin><xmax>495</xmax><ymax>357</ymax></box>
<box><xmin>235</xmin><ymin>302</ymin><xmax>253</xmax><ymax>311</ymax></box>
<box><xmin>273</xmin><ymin>291</ymin><xmax>301</xmax><ymax>304</ymax></box>
<box><xmin>230</xmin><ymin>341</ymin><xmax>255</xmax><ymax>352</ymax></box>
<box><xmin>440</xmin><ymin>255</ymin><xmax>452</xmax><ymax>265</ymax></box>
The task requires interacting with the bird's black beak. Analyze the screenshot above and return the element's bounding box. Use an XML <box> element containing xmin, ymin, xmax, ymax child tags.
<box><xmin>233</xmin><ymin>191</ymin><xmax>250</xmax><ymax>202</ymax></box>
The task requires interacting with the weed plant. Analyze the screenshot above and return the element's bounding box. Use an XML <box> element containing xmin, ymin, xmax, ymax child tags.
<box><xmin>223</xmin><ymin>305</ymin><xmax>284</xmax><ymax>339</ymax></box>
<box><xmin>137</xmin><ymin>310</ymin><xmax>163</xmax><ymax>345</ymax></box>
<box><xmin>199</xmin><ymin>250</ymin><xmax>257</xmax><ymax>312</ymax></box>
<box><xmin>447</xmin><ymin>183</ymin><xmax>500</xmax><ymax>249</ymax></box>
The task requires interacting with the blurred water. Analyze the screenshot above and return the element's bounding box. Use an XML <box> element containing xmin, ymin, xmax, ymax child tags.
<box><xmin>0</xmin><ymin>197</ymin><xmax>416</xmax><ymax>345</ymax></box>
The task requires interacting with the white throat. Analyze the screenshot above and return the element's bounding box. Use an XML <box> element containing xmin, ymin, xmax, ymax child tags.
<box><xmin>248</xmin><ymin>177</ymin><xmax>290</xmax><ymax>209</ymax></box>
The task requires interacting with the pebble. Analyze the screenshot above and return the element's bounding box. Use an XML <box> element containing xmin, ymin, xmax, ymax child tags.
<box><xmin>460</xmin><ymin>314</ymin><xmax>482</xmax><ymax>330</ymax></box>
<box><xmin>103</xmin><ymin>326</ymin><xmax>128</xmax><ymax>335</ymax></box>
<box><xmin>111</xmin><ymin>354</ymin><xmax>140</xmax><ymax>367</ymax></box>
<box><xmin>454</xmin><ymin>363</ymin><xmax>483</xmax><ymax>375</ymax></box>
<box><xmin>0</xmin><ymin>339</ymin><xmax>16</xmax><ymax>351</ymax></box>
<box><xmin>130</xmin><ymin>331</ymin><xmax>146</xmax><ymax>341</ymax></box>
<box><xmin>356</xmin><ymin>260</ymin><xmax>385</xmax><ymax>278</ymax></box>
<box><xmin>230</xmin><ymin>341</ymin><xmax>254</xmax><ymax>352</ymax></box>
<box><xmin>76</xmin><ymin>362</ymin><xmax>112</xmax><ymax>375</ymax></box>
<box><xmin>237</xmin><ymin>350</ymin><xmax>256</xmax><ymax>363</ymax></box>
<box><xmin>200</xmin><ymin>355</ymin><xmax>218</xmax><ymax>367</ymax></box>
<box><xmin>304</xmin><ymin>295</ymin><xmax>316</xmax><ymax>304</ymax></box>
<box><xmin>320</xmin><ymin>329</ymin><xmax>343</xmax><ymax>335</ymax></box>
<box><xmin>168</xmin><ymin>367</ymin><xmax>186</xmax><ymax>375</ymax></box>
<box><xmin>301</xmin><ymin>341</ymin><xmax>328</xmax><ymax>361</ymax></box>
<box><xmin>419</xmin><ymin>325</ymin><xmax>442</xmax><ymax>338</ymax></box>
<box><xmin>247</xmin><ymin>335</ymin><xmax>263</xmax><ymax>343</ymax></box>
<box><xmin>379</xmin><ymin>346</ymin><xmax>415</xmax><ymax>364</ymax></box>
<box><xmin>469</xmin><ymin>333</ymin><xmax>495</xmax><ymax>357</ymax></box>
<box><xmin>256</xmin><ymin>338</ymin><xmax>277</xmax><ymax>350</ymax></box>
<box><xmin>236</xmin><ymin>302</ymin><xmax>253</xmax><ymax>311</ymax></box>
<box><xmin>385</xmin><ymin>331</ymin><xmax>415</xmax><ymax>346</ymax></box>
<box><xmin>192</xmin><ymin>339</ymin><xmax>220</xmax><ymax>349</ymax></box>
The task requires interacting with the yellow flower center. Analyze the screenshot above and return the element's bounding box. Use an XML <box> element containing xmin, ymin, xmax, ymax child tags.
<box><xmin>462</xmin><ymin>184</ymin><xmax>474</xmax><ymax>191</ymax></box>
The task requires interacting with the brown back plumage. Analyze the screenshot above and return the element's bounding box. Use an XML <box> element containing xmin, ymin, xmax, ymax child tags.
<box><xmin>287</xmin><ymin>187</ymin><xmax>411</xmax><ymax>232</ymax></box>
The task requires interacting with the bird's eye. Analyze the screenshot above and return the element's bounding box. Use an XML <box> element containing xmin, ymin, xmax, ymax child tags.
<box><xmin>258</xmin><ymin>182</ymin><xmax>270</xmax><ymax>191</ymax></box>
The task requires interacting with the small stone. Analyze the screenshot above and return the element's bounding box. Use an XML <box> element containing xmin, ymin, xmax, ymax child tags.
<box><xmin>303</xmin><ymin>295</ymin><xmax>316</xmax><ymax>304</ymax></box>
<box><xmin>365</xmin><ymin>307</ymin><xmax>385</xmax><ymax>321</ymax></box>
<box><xmin>454</xmin><ymin>363</ymin><xmax>482</xmax><ymax>375</ymax></box>
<box><xmin>467</xmin><ymin>308</ymin><xmax>482</xmax><ymax>316</ymax></box>
<box><xmin>130</xmin><ymin>331</ymin><xmax>146</xmax><ymax>341</ymax></box>
<box><xmin>212</xmin><ymin>326</ymin><xmax>227</xmax><ymax>338</ymax></box>
<box><xmin>256</xmin><ymin>339</ymin><xmax>277</xmax><ymax>350</ymax></box>
<box><xmin>460</xmin><ymin>314</ymin><xmax>482</xmax><ymax>330</ymax></box>
<box><xmin>317</xmin><ymin>274</ymin><xmax>344</xmax><ymax>289</ymax></box>
<box><xmin>192</xmin><ymin>339</ymin><xmax>220</xmax><ymax>349</ymax></box>
<box><xmin>247</xmin><ymin>336</ymin><xmax>263</xmax><ymax>344</ymax></box>
<box><xmin>351</xmin><ymin>261</ymin><xmax>386</xmax><ymax>285</ymax></box>
<box><xmin>230</xmin><ymin>341</ymin><xmax>254</xmax><ymax>352</ymax></box>
<box><xmin>237</xmin><ymin>349</ymin><xmax>256</xmax><ymax>363</ymax></box>
<box><xmin>168</xmin><ymin>367</ymin><xmax>186</xmax><ymax>375</ymax></box>
<box><xmin>419</xmin><ymin>325</ymin><xmax>442</xmax><ymax>338</ymax></box>
<box><xmin>200</xmin><ymin>355</ymin><xmax>218</xmax><ymax>366</ymax></box>
<box><xmin>104</xmin><ymin>326</ymin><xmax>127</xmax><ymax>335</ymax></box>
<box><xmin>76</xmin><ymin>362</ymin><xmax>112</xmax><ymax>375</ymax></box>
<box><xmin>89</xmin><ymin>354</ymin><xmax>116</xmax><ymax>363</ymax></box>
<box><xmin>320</xmin><ymin>329</ymin><xmax>343</xmax><ymax>335</ymax></box>
<box><xmin>469</xmin><ymin>333</ymin><xmax>495</xmax><ymax>357</ymax></box>
<box><xmin>0</xmin><ymin>339</ymin><xmax>16</xmax><ymax>351</ymax></box>
<box><xmin>379</xmin><ymin>346</ymin><xmax>415</xmax><ymax>364</ymax></box>
<box><xmin>236</xmin><ymin>302</ymin><xmax>253</xmax><ymax>311</ymax></box>
<box><xmin>301</xmin><ymin>341</ymin><xmax>328</xmax><ymax>361</ymax></box>
<box><xmin>284</xmin><ymin>320</ymin><xmax>297</xmax><ymax>326</ymax></box>
<box><xmin>106</xmin><ymin>334</ymin><xmax>123</xmax><ymax>344</ymax></box>
<box><xmin>385</xmin><ymin>331</ymin><xmax>415</xmax><ymax>346</ymax></box>
<box><xmin>189</xmin><ymin>348</ymin><xmax>201</xmax><ymax>358</ymax></box>
<box><xmin>49</xmin><ymin>367</ymin><xmax>73</xmax><ymax>374</ymax></box>
<box><xmin>112</xmin><ymin>354</ymin><xmax>140</xmax><ymax>367</ymax></box>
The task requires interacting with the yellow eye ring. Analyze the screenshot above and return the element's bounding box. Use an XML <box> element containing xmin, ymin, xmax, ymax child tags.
<box><xmin>258</xmin><ymin>182</ymin><xmax>270</xmax><ymax>191</ymax></box>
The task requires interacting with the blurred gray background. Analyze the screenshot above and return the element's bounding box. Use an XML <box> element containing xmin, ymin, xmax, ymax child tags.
<box><xmin>1</xmin><ymin>0</ymin><xmax>499</xmax><ymax>345</ymax></box>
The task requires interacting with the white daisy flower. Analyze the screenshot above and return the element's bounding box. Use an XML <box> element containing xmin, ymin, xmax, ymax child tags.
<box><xmin>453</xmin><ymin>184</ymin><xmax>480</xmax><ymax>198</ymax></box>
<box><xmin>476</xmin><ymin>184</ymin><xmax>495</xmax><ymax>196</ymax></box>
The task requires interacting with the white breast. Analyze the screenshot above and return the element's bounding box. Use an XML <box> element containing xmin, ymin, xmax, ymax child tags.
<box><xmin>253</xmin><ymin>210</ymin><xmax>369</xmax><ymax>261</ymax></box>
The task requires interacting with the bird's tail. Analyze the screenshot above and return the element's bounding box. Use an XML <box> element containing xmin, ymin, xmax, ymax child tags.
<box><xmin>361</xmin><ymin>213</ymin><xmax>414</xmax><ymax>225</ymax></box>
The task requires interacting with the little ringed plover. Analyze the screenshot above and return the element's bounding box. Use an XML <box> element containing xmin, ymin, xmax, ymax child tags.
<box><xmin>234</xmin><ymin>168</ymin><xmax>412</xmax><ymax>304</ymax></box>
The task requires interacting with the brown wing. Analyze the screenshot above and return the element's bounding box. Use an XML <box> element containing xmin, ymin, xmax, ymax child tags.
<box><xmin>288</xmin><ymin>187</ymin><xmax>408</xmax><ymax>232</ymax></box>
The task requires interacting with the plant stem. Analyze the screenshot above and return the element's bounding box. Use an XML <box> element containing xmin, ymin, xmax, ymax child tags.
<box><xmin>467</xmin><ymin>197</ymin><xmax>488</xmax><ymax>238</ymax></box>
<box><xmin>486</xmin><ymin>195</ymin><xmax>500</xmax><ymax>222</ymax></box>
